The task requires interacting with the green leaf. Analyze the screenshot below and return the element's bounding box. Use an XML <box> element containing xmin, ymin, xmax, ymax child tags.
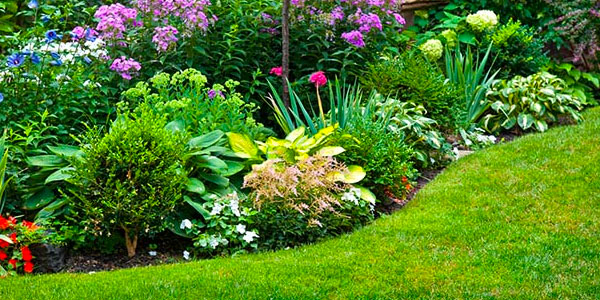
<box><xmin>185</xmin><ymin>196</ymin><xmax>211</xmax><ymax>219</ymax></box>
<box><xmin>23</xmin><ymin>188</ymin><xmax>55</xmax><ymax>210</ymax></box>
<box><xmin>356</xmin><ymin>185</ymin><xmax>376</xmax><ymax>203</ymax></box>
<box><xmin>582</xmin><ymin>73</ymin><xmax>600</xmax><ymax>88</ymax></box>
<box><xmin>222</xmin><ymin>161</ymin><xmax>244</xmax><ymax>177</ymax></box>
<box><xmin>188</xmin><ymin>130</ymin><xmax>224</xmax><ymax>149</ymax></box>
<box><xmin>47</xmin><ymin>145</ymin><xmax>81</xmax><ymax>157</ymax></box>
<box><xmin>26</xmin><ymin>155</ymin><xmax>65</xmax><ymax>167</ymax></box>
<box><xmin>165</xmin><ymin>119</ymin><xmax>185</xmax><ymax>133</ymax></box>
<box><xmin>198</xmin><ymin>173</ymin><xmax>229</xmax><ymax>187</ymax></box>
<box><xmin>186</xmin><ymin>178</ymin><xmax>206</xmax><ymax>195</ymax></box>
<box><xmin>517</xmin><ymin>113</ymin><xmax>534</xmax><ymax>130</ymax></box>
<box><xmin>341</xmin><ymin>165</ymin><xmax>366</xmax><ymax>184</ymax></box>
<box><xmin>534</xmin><ymin>120</ymin><xmax>548</xmax><ymax>132</ymax></box>
<box><xmin>458</xmin><ymin>32</ymin><xmax>476</xmax><ymax>45</ymax></box>
<box><xmin>0</xmin><ymin>234</ymin><xmax>13</xmax><ymax>244</ymax></box>
<box><xmin>316</xmin><ymin>146</ymin><xmax>345</xmax><ymax>157</ymax></box>
<box><xmin>35</xmin><ymin>198</ymin><xmax>69</xmax><ymax>220</ymax></box>
<box><xmin>45</xmin><ymin>167</ymin><xmax>74</xmax><ymax>184</ymax></box>
<box><xmin>226</xmin><ymin>132</ymin><xmax>260</xmax><ymax>159</ymax></box>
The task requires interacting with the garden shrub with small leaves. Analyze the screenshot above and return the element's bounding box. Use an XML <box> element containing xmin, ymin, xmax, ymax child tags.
<box><xmin>66</xmin><ymin>105</ymin><xmax>187</xmax><ymax>257</ymax></box>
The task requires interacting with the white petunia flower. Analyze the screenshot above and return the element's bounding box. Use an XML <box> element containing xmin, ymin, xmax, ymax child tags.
<box><xmin>242</xmin><ymin>231</ymin><xmax>259</xmax><ymax>243</ymax></box>
<box><xmin>148</xmin><ymin>251</ymin><xmax>157</xmax><ymax>256</ymax></box>
<box><xmin>183</xmin><ymin>250</ymin><xmax>190</xmax><ymax>260</ymax></box>
<box><xmin>210</xmin><ymin>203</ymin><xmax>224</xmax><ymax>215</ymax></box>
<box><xmin>180</xmin><ymin>219</ymin><xmax>192</xmax><ymax>230</ymax></box>
<box><xmin>209</xmin><ymin>239</ymin><xmax>219</xmax><ymax>249</ymax></box>
<box><xmin>235</xmin><ymin>224</ymin><xmax>246</xmax><ymax>234</ymax></box>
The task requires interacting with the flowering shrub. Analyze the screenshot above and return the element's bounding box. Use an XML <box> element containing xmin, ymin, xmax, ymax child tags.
<box><xmin>288</xmin><ymin>0</ymin><xmax>406</xmax><ymax>48</ymax></box>
<box><xmin>466</xmin><ymin>10</ymin><xmax>498</xmax><ymax>32</ymax></box>
<box><xmin>179</xmin><ymin>192</ymin><xmax>260</xmax><ymax>256</ymax></box>
<box><xmin>243</xmin><ymin>156</ymin><xmax>374</xmax><ymax>249</ymax></box>
<box><xmin>121</xmin><ymin>68</ymin><xmax>267</xmax><ymax>138</ymax></box>
<box><xmin>0</xmin><ymin>216</ymin><xmax>45</xmax><ymax>276</ymax></box>
<box><xmin>419</xmin><ymin>39</ymin><xmax>443</xmax><ymax>61</ymax></box>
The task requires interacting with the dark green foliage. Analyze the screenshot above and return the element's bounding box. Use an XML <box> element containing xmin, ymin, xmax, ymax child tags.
<box><xmin>360</xmin><ymin>52</ymin><xmax>463</xmax><ymax>128</ymax></box>
<box><xmin>332</xmin><ymin>118</ymin><xmax>417</xmax><ymax>201</ymax></box>
<box><xmin>66</xmin><ymin>105</ymin><xmax>187</xmax><ymax>256</ymax></box>
<box><xmin>483</xmin><ymin>19</ymin><xmax>549</xmax><ymax>78</ymax></box>
<box><xmin>253</xmin><ymin>199</ymin><xmax>373</xmax><ymax>251</ymax></box>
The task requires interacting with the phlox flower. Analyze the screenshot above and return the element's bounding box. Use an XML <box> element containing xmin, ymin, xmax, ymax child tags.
<box><xmin>109</xmin><ymin>56</ymin><xmax>141</xmax><ymax>80</ymax></box>
<box><xmin>341</xmin><ymin>30</ymin><xmax>365</xmax><ymax>48</ymax></box>
<box><xmin>270</xmin><ymin>66</ymin><xmax>283</xmax><ymax>77</ymax></box>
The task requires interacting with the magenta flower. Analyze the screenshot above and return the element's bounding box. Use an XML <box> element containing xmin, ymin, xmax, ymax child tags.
<box><xmin>270</xmin><ymin>66</ymin><xmax>283</xmax><ymax>77</ymax></box>
<box><xmin>110</xmin><ymin>56</ymin><xmax>141</xmax><ymax>80</ymax></box>
<box><xmin>71</xmin><ymin>26</ymin><xmax>86</xmax><ymax>41</ymax></box>
<box><xmin>341</xmin><ymin>31</ymin><xmax>365</xmax><ymax>48</ymax></box>
<box><xmin>309</xmin><ymin>71</ymin><xmax>327</xmax><ymax>88</ymax></box>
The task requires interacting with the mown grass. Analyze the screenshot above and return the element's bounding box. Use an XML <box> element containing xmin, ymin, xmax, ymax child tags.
<box><xmin>2</xmin><ymin>108</ymin><xmax>600</xmax><ymax>299</ymax></box>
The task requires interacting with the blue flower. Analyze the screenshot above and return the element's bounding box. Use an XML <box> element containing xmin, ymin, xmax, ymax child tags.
<box><xmin>83</xmin><ymin>56</ymin><xmax>92</xmax><ymax>64</ymax></box>
<box><xmin>51</xmin><ymin>52</ymin><xmax>60</xmax><ymax>60</ymax></box>
<box><xmin>27</xmin><ymin>0</ymin><xmax>38</xmax><ymax>9</ymax></box>
<box><xmin>50</xmin><ymin>59</ymin><xmax>63</xmax><ymax>67</ymax></box>
<box><xmin>85</xmin><ymin>28</ymin><xmax>97</xmax><ymax>42</ymax></box>
<box><xmin>31</xmin><ymin>53</ymin><xmax>41</xmax><ymax>65</ymax></box>
<box><xmin>0</xmin><ymin>93</ymin><xmax>4</xmax><ymax>104</ymax></box>
<box><xmin>41</xmin><ymin>15</ymin><xmax>50</xmax><ymax>23</ymax></box>
<box><xmin>45</xmin><ymin>30</ymin><xmax>62</xmax><ymax>43</ymax></box>
<box><xmin>6</xmin><ymin>53</ymin><xmax>25</xmax><ymax>68</ymax></box>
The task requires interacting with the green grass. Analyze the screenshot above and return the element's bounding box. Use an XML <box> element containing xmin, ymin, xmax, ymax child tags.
<box><xmin>2</xmin><ymin>108</ymin><xmax>600</xmax><ymax>299</ymax></box>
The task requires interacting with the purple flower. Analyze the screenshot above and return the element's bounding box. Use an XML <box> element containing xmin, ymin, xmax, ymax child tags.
<box><xmin>6</xmin><ymin>53</ymin><xmax>25</xmax><ymax>68</ymax></box>
<box><xmin>393</xmin><ymin>13</ymin><xmax>406</xmax><ymax>26</ymax></box>
<box><xmin>110</xmin><ymin>56</ymin><xmax>141</xmax><ymax>80</ymax></box>
<box><xmin>341</xmin><ymin>31</ymin><xmax>365</xmax><ymax>48</ymax></box>
<box><xmin>41</xmin><ymin>15</ymin><xmax>50</xmax><ymax>23</ymax></box>
<box><xmin>0</xmin><ymin>93</ymin><xmax>4</xmax><ymax>103</ymax></box>
<box><xmin>207</xmin><ymin>89</ymin><xmax>225</xmax><ymax>99</ymax></box>
<box><xmin>152</xmin><ymin>26</ymin><xmax>179</xmax><ymax>52</ymax></box>
<box><xmin>85</xmin><ymin>28</ymin><xmax>98</xmax><ymax>42</ymax></box>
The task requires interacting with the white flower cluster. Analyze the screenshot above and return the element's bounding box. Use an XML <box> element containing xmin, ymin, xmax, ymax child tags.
<box><xmin>466</xmin><ymin>10</ymin><xmax>498</xmax><ymax>32</ymax></box>
<box><xmin>341</xmin><ymin>187</ymin><xmax>362</xmax><ymax>205</ymax></box>
<box><xmin>22</xmin><ymin>38</ymin><xmax>108</xmax><ymax>64</ymax></box>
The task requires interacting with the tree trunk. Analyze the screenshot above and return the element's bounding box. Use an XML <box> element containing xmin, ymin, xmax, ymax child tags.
<box><xmin>122</xmin><ymin>227</ymin><xmax>138</xmax><ymax>258</ymax></box>
<box><xmin>281</xmin><ymin>0</ymin><xmax>291</xmax><ymax>107</ymax></box>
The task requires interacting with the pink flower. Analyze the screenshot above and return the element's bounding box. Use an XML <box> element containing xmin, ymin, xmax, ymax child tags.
<box><xmin>110</xmin><ymin>56</ymin><xmax>142</xmax><ymax>80</ymax></box>
<box><xmin>270</xmin><ymin>66</ymin><xmax>283</xmax><ymax>77</ymax></box>
<box><xmin>309</xmin><ymin>71</ymin><xmax>327</xmax><ymax>88</ymax></box>
<box><xmin>71</xmin><ymin>26</ymin><xmax>85</xmax><ymax>40</ymax></box>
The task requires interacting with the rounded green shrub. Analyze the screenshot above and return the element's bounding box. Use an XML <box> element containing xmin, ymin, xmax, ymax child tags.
<box><xmin>67</xmin><ymin>106</ymin><xmax>187</xmax><ymax>257</ymax></box>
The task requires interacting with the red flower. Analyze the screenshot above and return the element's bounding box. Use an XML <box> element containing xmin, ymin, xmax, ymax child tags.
<box><xmin>0</xmin><ymin>250</ymin><xmax>6</xmax><ymax>260</ymax></box>
<box><xmin>0</xmin><ymin>216</ymin><xmax>9</xmax><ymax>230</ymax></box>
<box><xmin>401</xmin><ymin>176</ymin><xmax>408</xmax><ymax>183</ymax></box>
<box><xmin>405</xmin><ymin>184</ymin><xmax>412</xmax><ymax>190</ymax></box>
<box><xmin>0</xmin><ymin>240</ymin><xmax>8</xmax><ymax>248</ymax></box>
<box><xmin>269</xmin><ymin>66</ymin><xmax>283</xmax><ymax>77</ymax></box>
<box><xmin>309</xmin><ymin>71</ymin><xmax>327</xmax><ymax>88</ymax></box>
<box><xmin>21</xmin><ymin>220</ymin><xmax>40</xmax><ymax>231</ymax></box>
<box><xmin>24</xmin><ymin>261</ymin><xmax>34</xmax><ymax>273</ymax></box>
<box><xmin>9</xmin><ymin>233</ymin><xmax>17</xmax><ymax>243</ymax></box>
<box><xmin>8</xmin><ymin>259</ymin><xmax>17</xmax><ymax>270</ymax></box>
<box><xmin>8</xmin><ymin>216</ymin><xmax>17</xmax><ymax>225</ymax></box>
<box><xmin>21</xmin><ymin>246</ymin><xmax>32</xmax><ymax>261</ymax></box>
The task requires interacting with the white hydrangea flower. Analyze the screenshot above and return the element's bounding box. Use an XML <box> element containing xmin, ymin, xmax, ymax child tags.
<box><xmin>180</xmin><ymin>219</ymin><xmax>192</xmax><ymax>230</ymax></box>
<box><xmin>419</xmin><ymin>39</ymin><xmax>443</xmax><ymax>61</ymax></box>
<box><xmin>466</xmin><ymin>10</ymin><xmax>498</xmax><ymax>32</ymax></box>
<box><xmin>242</xmin><ymin>231</ymin><xmax>259</xmax><ymax>243</ymax></box>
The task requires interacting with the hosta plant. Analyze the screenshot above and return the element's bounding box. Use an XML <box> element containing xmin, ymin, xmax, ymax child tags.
<box><xmin>482</xmin><ymin>72</ymin><xmax>584</xmax><ymax>133</ymax></box>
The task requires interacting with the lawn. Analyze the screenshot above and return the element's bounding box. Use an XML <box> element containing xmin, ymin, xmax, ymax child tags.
<box><xmin>1</xmin><ymin>108</ymin><xmax>599</xmax><ymax>299</ymax></box>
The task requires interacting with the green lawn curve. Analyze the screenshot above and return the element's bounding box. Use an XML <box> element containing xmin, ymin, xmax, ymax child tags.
<box><xmin>2</xmin><ymin>108</ymin><xmax>600</xmax><ymax>300</ymax></box>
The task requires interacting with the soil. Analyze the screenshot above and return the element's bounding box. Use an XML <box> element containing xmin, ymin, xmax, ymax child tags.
<box><xmin>375</xmin><ymin>168</ymin><xmax>444</xmax><ymax>215</ymax></box>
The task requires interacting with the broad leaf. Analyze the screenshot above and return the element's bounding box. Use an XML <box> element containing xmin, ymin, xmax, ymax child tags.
<box><xmin>188</xmin><ymin>130</ymin><xmax>224</xmax><ymax>149</ymax></box>
<box><xmin>517</xmin><ymin>113</ymin><xmax>534</xmax><ymax>130</ymax></box>
<box><xmin>186</xmin><ymin>178</ymin><xmax>206</xmax><ymax>195</ymax></box>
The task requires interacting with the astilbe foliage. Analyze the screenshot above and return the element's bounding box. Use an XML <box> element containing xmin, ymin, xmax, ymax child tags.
<box><xmin>243</xmin><ymin>156</ymin><xmax>373</xmax><ymax>249</ymax></box>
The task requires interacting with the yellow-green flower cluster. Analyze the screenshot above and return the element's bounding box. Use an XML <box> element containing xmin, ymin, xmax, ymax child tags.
<box><xmin>466</xmin><ymin>10</ymin><xmax>498</xmax><ymax>32</ymax></box>
<box><xmin>441</xmin><ymin>29</ymin><xmax>458</xmax><ymax>48</ymax></box>
<box><xmin>419</xmin><ymin>39</ymin><xmax>443</xmax><ymax>61</ymax></box>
